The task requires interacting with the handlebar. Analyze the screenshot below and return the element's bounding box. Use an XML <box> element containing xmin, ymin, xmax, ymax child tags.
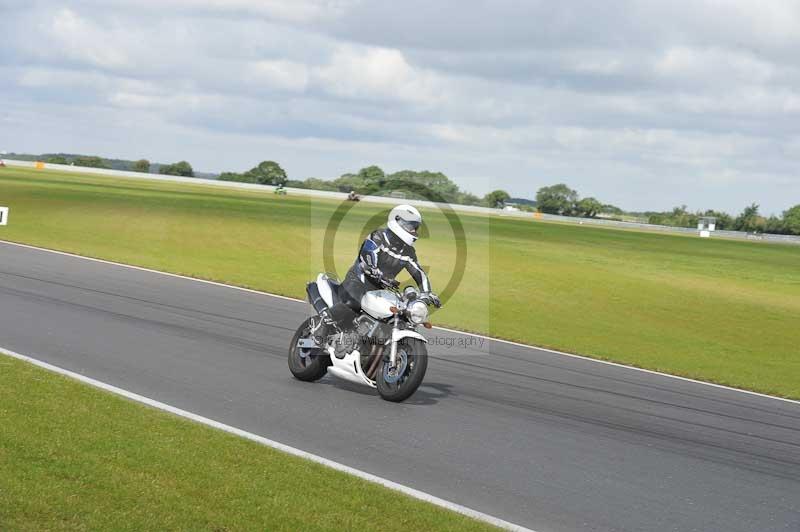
<box><xmin>370</xmin><ymin>273</ymin><xmax>441</xmax><ymax>308</ymax></box>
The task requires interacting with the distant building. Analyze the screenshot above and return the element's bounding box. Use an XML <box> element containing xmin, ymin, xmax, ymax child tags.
<box><xmin>698</xmin><ymin>216</ymin><xmax>717</xmax><ymax>238</ymax></box>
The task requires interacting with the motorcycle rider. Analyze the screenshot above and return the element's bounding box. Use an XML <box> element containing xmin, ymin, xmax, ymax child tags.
<box><xmin>312</xmin><ymin>204</ymin><xmax>440</xmax><ymax>346</ymax></box>
<box><xmin>342</xmin><ymin>204</ymin><xmax>441</xmax><ymax>311</ymax></box>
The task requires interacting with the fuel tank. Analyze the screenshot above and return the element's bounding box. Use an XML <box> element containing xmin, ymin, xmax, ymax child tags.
<box><xmin>360</xmin><ymin>290</ymin><xmax>400</xmax><ymax>319</ymax></box>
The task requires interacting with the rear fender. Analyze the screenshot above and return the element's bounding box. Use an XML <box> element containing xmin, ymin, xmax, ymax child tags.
<box><xmin>316</xmin><ymin>273</ymin><xmax>335</xmax><ymax>308</ymax></box>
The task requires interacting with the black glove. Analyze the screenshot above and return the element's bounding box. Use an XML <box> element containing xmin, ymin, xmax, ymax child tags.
<box><xmin>421</xmin><ymin>292</ymin><xmax>442</xmax><ymax>308</ymax></box>
<box><xmin>382</xmin><ymin>277</ymin><xmax>400</xmax><ymax>289</ymax></box>
<box><xmin>364</xmin><ymin>267</ymin><xmax>396</xmax><ymax>288</ymax></box>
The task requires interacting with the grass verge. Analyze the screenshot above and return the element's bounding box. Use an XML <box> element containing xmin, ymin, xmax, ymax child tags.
<box><xmin>1</xmin><ymin>166</ymin><xmax>798</xmax><ymax>398</ymax></box>
<box><xmin>0</xmin><ymin>354</ymin><xmax>497</xmax><ymax>531</ymax></box>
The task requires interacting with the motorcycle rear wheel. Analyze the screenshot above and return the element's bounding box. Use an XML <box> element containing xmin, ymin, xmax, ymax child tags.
<box><xmin>376</xmin><ymin>338</ymin><xmax>428</xmax><ymax>402</ymax></box>
<box><xmin>288</xmin><ymin>317</ymin><xmax>329</xmax><ymax>382</ymax></box>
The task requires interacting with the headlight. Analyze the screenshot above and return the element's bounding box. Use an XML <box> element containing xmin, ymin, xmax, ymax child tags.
<box><xmin>407</xmin><ymin>300</ymin><xmax>428</xmax><ymax>324</ymax></box>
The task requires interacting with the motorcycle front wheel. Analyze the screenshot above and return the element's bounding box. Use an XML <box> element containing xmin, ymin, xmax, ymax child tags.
<box><xmin>288</xmin><ymin>317</ymin><xmax>329</xmax><ymax>382</ymax></box>
<box><xmin>376</xmin><ymin>338</ymin><xmax>428</xmax><ymax>402</ymax></box>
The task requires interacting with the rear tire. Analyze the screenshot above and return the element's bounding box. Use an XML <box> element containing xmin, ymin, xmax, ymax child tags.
<box><xmin>376</xmin><ymin>339</ymin><xmax>427</xmax><ymax>402</ymax></box>
<box><xmin>288</xmin><ymin>317</ymin><xmax>329</xmax><ymax>382</ymax></box>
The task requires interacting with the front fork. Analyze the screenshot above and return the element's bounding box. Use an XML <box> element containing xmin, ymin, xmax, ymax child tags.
<box><xmin>389</xmin><ymin>313</ymin><xmax>400</xmax><ymax>369</ymax></box>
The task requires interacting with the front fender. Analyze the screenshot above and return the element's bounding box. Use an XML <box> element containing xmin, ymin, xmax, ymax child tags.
<box><xmin>391</xmin><ymin>329</ymin><xmax>428</xmax><ymax>344</ymax></box>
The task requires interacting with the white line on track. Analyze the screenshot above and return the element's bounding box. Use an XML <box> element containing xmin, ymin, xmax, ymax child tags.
<box><xmin>1</xmin><ymin>238</ymin><xmax>798</xmax><ymax>406</ymax></box>
<box><xmin>0</xmin><ymin>345</ymin><xmax>534</xmax><ymax>532</ymax></box>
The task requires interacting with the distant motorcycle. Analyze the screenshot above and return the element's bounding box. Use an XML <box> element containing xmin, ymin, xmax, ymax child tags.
<box><xmin>347</xmin><ymin>191</ymin><xmax>360</xmax><ymax>202</ymax></box>
<box><xmin>288</xmin><ymin>274</ymin><xmax>438</xmax><ymax>402</ymax></box>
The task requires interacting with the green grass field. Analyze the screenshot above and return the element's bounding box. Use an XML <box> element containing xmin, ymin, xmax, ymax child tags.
<box><xmin>0</xmin><ymin>355</ymin><xmax>496</xmax><ymax>531</ymax></box>
<box><xmin>1</xmin><ymin>166</ymin><xmax>799</xmax><ymax>398</ymax></box>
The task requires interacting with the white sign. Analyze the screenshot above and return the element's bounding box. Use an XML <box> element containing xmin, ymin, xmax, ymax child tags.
<box><xmin>0</xmin><ymin>207</ymin><xmax>8</xmax><ymax>225</ymax></box>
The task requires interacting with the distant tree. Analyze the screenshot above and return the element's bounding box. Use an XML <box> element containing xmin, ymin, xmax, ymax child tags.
<box><xmin>389</xmin><ymin>170</ymin><xmax>454</xmax><ymax>199</ymax></box>
<box><xmin>648</xmin><ymin>205</ymin><xmax>692</xmax><ymax>227</ymax></box>
<box><xmin>46</xmin><ymin>155</ymin><xmax>68</xmax><ymax>165</ymax></box>
<box><xmin>301</xmin><ymin>177</ymin><xmax>338</xmax><ymax>191</ymax></box>
<box><xmin>781</xmin><ymin>204</ymin><xmax>800</xmax><ymax>235</ymax></box>
<box><xmin>247</xmin><ymin>160</ymin><xmax>287</xmax><ymax>186</ymax></box>
<box><xmin>358</xmin><ymin>165</ymin><xmax>385</xmax><ymax>185</ymax></box>
<box><xmin>217</xmin><ymin>161</ymin><xmax>287</xmax><ymax>185</ymax></box>
<box><xmin>381</xmin><ymin>170</ymin><xmax>462</xmax><ymax>202</ymax></box>
<box><xmin>702</xmin><ymin>209</ymin><xmax>734</xmax><ymax>230</ymax></box>
<box><xmin>332</xmin><ymin>167</ymin><xmax>466</xmax><ymax>202</ymax></box>
<box><xmin>734</xmin><ymin>203</ymin><xmax>761</xmax><ymax>232</ymax></box>
<box><xmin>536</xmin><ymin>184</ymin><xmax>578</xmax><ymax>215</ymax></box>
<box><xmin>457</xmin><ymin>191</ymin><xmax>482</xmax><ymax>206</ymax></box>
<box><xmin>672</xmin><ymin>205</ymin><xmax>688</xmax><ymax>217</ymax></box>
<box><xmin>251</xmin><ymin>164</ymin><xmax>488</xmax><ymax>207</ymax></box>
<box><xmin>159</xmin><ymin>161</ymin><xmax>194</xmax><ymax>177</ymax></box>
<box><xmin>576</xmin><ymin>197</ymin><xmax>603</xmax><ymax>218</ymax></box>
<box><xmin>332</xmin><ymin>172</ymin><xmax>356</xmax><ymax>190</ymax></box>
<box><xmin>484</xmin><ymin>189</ymin><xmax>511</xmax><ymax>208</ymax></box>
<box><xmin>218</xmin><ymin>171</ymin><xmax>252</xmax><ymax>183</ymax></box>
<box><xmin>764</xmin><ymin>216</ymin><xmax>786</xmax><ymax>235</ymax></box>
<box><xmin>647</xmin><ymin>206</ymin><xmax>740</xmax><ymax>229</ymax></box>
<box><xmin>334</xmin><ymin>165</ymin><xmax>385</xmax><ymax>193</ymax></box>
<box><xmin>601</xmin><ymin>204</ymin><xmax>624</xmax><ymax>215</ymax></box>
<box><xmin>673</xmin><ymin>205</ymin><xmax>699</xmax><ymax>228</ymax></box>
<box><xmin>132</xmin><ymin>159</ymin><xmax>150</xmax><ymax>173</ymax></box>
<box><xmin>73</xmin><ymin>156</ymin><xmax>108</xmax><ymax>168</ymax></box>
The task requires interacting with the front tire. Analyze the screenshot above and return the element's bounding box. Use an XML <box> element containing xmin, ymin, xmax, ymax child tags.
<box><xmin>288</xmin><ymin>317</ymin><xmax>329</xmax><ymax>382</ymax></box>
<box><xmin>376</xmin><ymin>339</ymin><xmax>428</xmax><ymax>402</ymax></box>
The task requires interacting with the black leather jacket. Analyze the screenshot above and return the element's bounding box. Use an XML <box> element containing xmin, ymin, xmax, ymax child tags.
<box><xmin>342</xmin><ymin>228</ymin><xmax>431</xmax><ymax>307</ymax></box>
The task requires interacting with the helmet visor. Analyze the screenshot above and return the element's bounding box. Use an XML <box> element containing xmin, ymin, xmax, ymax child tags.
<box><xmin>397</xmin><ymin>217</ymin><xmax>420</xmax><ymax>236</ymax></box>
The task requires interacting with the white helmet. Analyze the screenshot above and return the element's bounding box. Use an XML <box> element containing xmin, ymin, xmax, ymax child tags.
<box><xmin>388</xmin><ymin>204</ymin><xmax>422</xmax><ymax>246</ymax></box>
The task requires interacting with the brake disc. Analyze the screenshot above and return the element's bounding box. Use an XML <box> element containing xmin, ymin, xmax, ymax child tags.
<box><xmin>382</xmin><ymin>349</ymin><xmax>408</xmax><ymax>384</ymax></box>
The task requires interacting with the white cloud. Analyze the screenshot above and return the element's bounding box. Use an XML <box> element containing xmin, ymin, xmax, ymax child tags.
<box><xmin>2</xmin><ymin>1</ymin><xmax>800</xmax><ymax>213</ymax></box>
<box><xmin>46</xmin><ymin>8</ymin><xmax>131</xmax><ymax>68</ymax></box>
<box><xmin>655</xmin><ymin>47</ymin><xmax>777</xmax><ymax>86</ymax></box>
<box><xmin>245</xmin><ymin>60</ymin><xmax>310</xmax><ymax>92</ymax></box>
<box><xmin>315</xmin><ymin>45</ymin><xmax>445</xmax><ymax>105</ymax></box>
<box><xmin>74</xmin><ymin>0</ymin><xmax>358</xmax><ymax>23</ymax></box>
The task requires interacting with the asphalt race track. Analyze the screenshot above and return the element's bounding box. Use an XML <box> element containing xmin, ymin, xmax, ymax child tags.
<box><xmin>1</xmin><ymin>241</ymin><xmax>798</xmax><ymax>532</ymax></box>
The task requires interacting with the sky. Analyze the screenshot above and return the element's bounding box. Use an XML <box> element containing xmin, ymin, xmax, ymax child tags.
<box><xmin>1</xmin><ymin>1</ymin><xmax>799</xmax><ymax>214</ymax></box>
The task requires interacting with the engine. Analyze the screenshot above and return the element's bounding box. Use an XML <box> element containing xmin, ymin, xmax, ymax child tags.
<box><xmin>353</xmin><ymin>314</ymin><xmax>391</xmax><ymax>342</ymax></box>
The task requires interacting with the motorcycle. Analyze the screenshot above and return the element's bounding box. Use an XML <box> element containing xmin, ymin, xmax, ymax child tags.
<box><xmin>288</xmin><ymin>273</ymin><xmax>437</xmax><ymax>402</ymax></box>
